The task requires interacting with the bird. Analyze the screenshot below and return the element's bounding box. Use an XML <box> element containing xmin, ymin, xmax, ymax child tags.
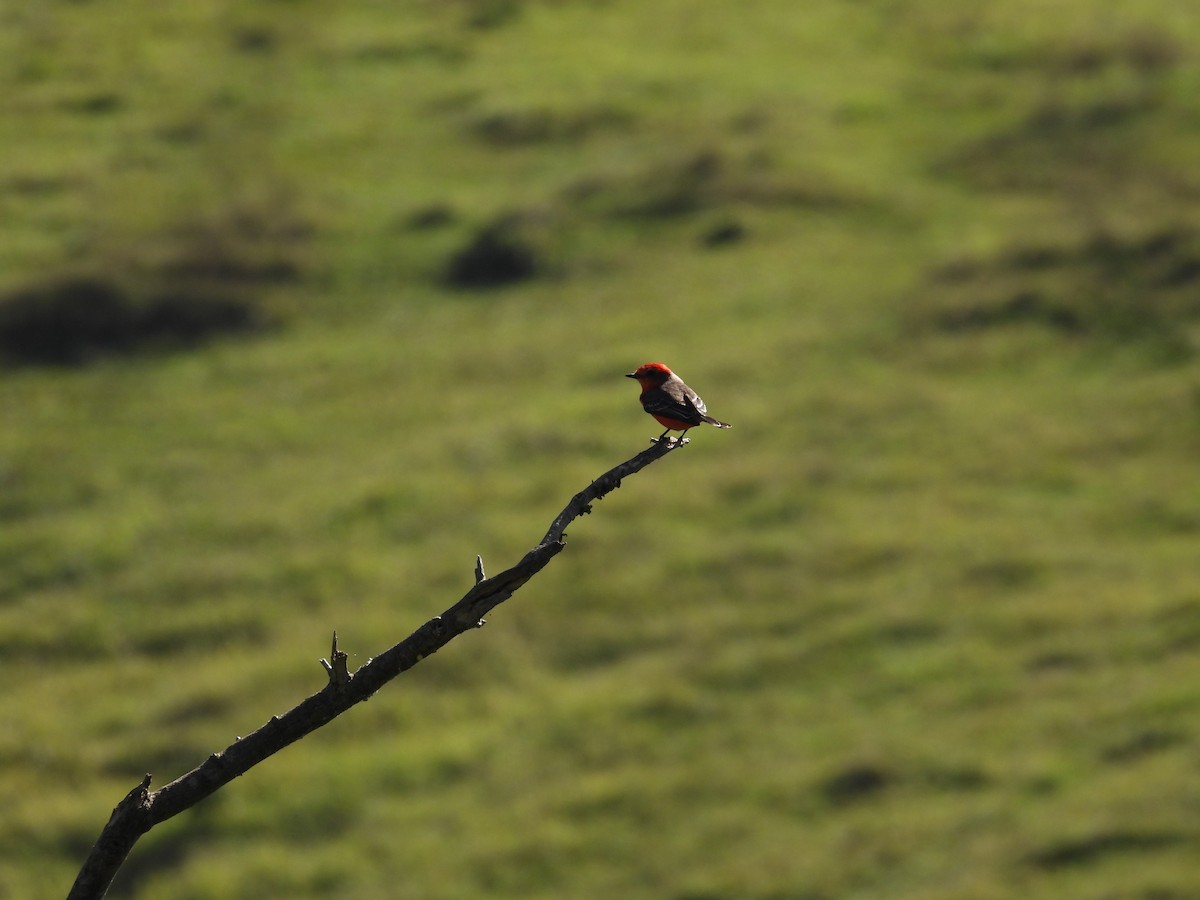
<box><xmin>626</xmin><ymin>362</ymin><xmax>731</xmax><ymax>443</ymax></box>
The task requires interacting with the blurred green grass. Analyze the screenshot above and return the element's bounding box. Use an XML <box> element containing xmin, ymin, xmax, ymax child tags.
<box><xmin>3</xmin><ymin>0</ymin><xmax>1200</xmax><ymax>897</ymax></box>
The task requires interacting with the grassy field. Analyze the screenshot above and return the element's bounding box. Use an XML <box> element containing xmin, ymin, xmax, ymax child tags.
<box><xmin>3</xmin><ymin>1</ymin><xmax>1200</xmax><ymax>897</ymax></box>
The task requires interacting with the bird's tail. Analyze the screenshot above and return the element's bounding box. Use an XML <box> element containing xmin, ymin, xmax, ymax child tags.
<box><xmin>701</xmin><ymin>415</ymin><xmax>732</xmax><ymax>429</ymax></box>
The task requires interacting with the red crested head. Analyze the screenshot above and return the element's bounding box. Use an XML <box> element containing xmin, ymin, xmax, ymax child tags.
<box><xmin>625</xmin><ymin>362</ymin><xmax>674</xmax><ymax>386</ymax></box>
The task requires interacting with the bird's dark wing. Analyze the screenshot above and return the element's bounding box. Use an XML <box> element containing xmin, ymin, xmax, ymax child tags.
<box><xmin>641</xmin><ymin>384</ymin><xmax>708</xmax><ymax>425</ymax></box>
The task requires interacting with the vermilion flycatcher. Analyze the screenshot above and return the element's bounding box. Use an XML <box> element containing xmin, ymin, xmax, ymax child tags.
<box><xmin>626</xmin><ymin>362</ymin><xmax>732</xmax><ymax>442</ymax></box>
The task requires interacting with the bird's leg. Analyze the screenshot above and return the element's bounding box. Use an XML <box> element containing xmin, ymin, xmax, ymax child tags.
<box><xmin>652</xmin><ymin>427</ymin><xmax>671</xmax><ymax>444</ymax></box>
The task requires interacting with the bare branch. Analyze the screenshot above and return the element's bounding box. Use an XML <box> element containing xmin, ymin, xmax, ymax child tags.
<box><xmin>68</xmin><ymin>437</ymin><xmax>687</xmax><ymax>899</ymax></box>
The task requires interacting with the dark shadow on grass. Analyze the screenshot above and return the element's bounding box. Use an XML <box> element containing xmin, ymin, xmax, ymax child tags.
<box><xmin>565</xmin><ymin>148</ymin><xmax>870</xmax><ymax>222</ymax></box>
<box><xmin>939</xmin><ymin>29</ymin><xmax>1178</xmax><ymax>194</ymax></box>
<box><xmin>0</xmin><ymin>278</ymin><xmax>273</xmax><ymax>367</ymax></box>
<box><xmin>466</xmin><ymin>103</ymin><xmax>633</xmax><ymax>147</ymax></box>
<box><xmin>1027</xmin><ymin>830</ymin><xmax>1185</xmax><ymax>869</ymax></box>
<box><xmin>1100</xmin><ymin>728</ymin><xmax>1186</xmax><ymax>764</ymax></box>
<box><xmin>821</xmin><ymin>763</ymin><xmax>892</xmax><ymax>805</ymax></box>
<box><xmin>443</xmin><ymin>213</ymin><xmax>553</xmax><ymax>289</ymax></box>
<box><xmin>914</xmin><ymin>226</ymin><xmax>1200</xmax><ymax>360</ymax></box>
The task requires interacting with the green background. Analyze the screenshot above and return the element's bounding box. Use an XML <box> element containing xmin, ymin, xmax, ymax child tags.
<box><xmin>3</xmin><ymin>1</ymin><xmax>1200</xmax><ymax>897</ymax></box>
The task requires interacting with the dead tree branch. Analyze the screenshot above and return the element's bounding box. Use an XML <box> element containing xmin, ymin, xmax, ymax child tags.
<box><xmin>68</xmin><ymin>436</ymin><xmax>689</xmax><ymax>900</ymax></box>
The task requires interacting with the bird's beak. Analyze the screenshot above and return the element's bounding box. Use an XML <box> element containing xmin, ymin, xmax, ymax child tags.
<box><xmin>625</xmin><ymin>372</ymin><xmax>638</xmax><ymax>379</ymax></box>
